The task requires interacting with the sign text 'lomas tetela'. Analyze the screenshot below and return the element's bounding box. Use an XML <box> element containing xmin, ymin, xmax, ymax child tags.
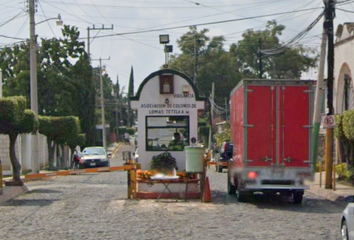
<box><xmin>140</xmin><ymin>94</ymin><xmax>197</xmax><ymax>114</ymax></box>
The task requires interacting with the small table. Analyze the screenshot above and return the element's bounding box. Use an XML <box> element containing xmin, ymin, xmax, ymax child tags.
<box><xmin>150</xmin><ymin>176</ymin><xmax>179</xmax><ymax>202</ymax></box>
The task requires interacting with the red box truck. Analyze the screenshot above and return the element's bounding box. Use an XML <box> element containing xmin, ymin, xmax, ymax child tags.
<box><xmin>227</xmin><ymin>79</ymin><xmax>314</xmax><ymax>204</ymax></box>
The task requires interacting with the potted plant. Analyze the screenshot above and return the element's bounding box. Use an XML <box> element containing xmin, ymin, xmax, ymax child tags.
<box><xmin>150</xmin><ymin>152</ymin><xmax>177</xmax><ymax>175</ymax></box>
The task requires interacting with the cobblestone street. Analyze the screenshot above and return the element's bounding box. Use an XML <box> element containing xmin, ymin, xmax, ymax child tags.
<box><xmin>0</xmin><ymin>145</ymin><xmax>345</xmax><ymax>240</ymax></box>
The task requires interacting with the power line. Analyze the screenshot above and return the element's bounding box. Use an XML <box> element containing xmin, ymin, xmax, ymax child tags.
<box><xmin>260</xmin><ymin>11</ymin><xmax>325</xmax><ymax>56</ymax></box>
<box><xmin>78</xmin><ymin>7</ymin><xmax>322</xmax><ymax>40</ymax></box>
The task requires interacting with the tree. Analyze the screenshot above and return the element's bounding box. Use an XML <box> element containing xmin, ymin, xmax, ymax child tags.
<box><xmin>169</xmin><ymin>26</ymin><xmax>242</xmax><ymax>109</ymax></box>
<box><xmin>39</xmin><ymin>116</ymin><xmax>82</xmax><ymax>169</ymax></box>
<box><xmin>230</xmin><ymin>20</ymin><xmax>318</xmax><ymax>79</ymax></box>
<box><xmin>0</xmin><ymin>25</ymin><xmax>95</xmax><ymax>146</ymax></box>
<box><xmin>127</xmin><ymin>66</ymin><xmax>135</xmax><ymax>127</ymax></box>
<box><xmin>0</xmin><ymin>97</ymin><xmax>37</xmax><ymax>183</ymax></box>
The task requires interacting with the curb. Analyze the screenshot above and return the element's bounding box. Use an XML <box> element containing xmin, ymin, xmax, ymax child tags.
<box><xmin>0</xmin><ymin>186</ymin><xmax>28</xmax><ymax>205</ymax></box>
<box><xmin>307</xmin><ymin>183</ymin><xmax>346</xmax><ymax>204</ymax></box>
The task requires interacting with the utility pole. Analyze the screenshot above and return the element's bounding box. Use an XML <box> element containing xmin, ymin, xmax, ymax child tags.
<box><xmin>87</xmin><ymin>25</ymin><xmax>113</xmax><ymax>61</ymax></box>
<box><xmin>93</xmin><ymin>57</ymin><xmax>110</xmax><ymax>150</ymax></box>
<box><xmin>29</xmin><ymin>0</ymin><xmax>39</xmax><ymax>173</ymax></box>
<box><xmin>115</xmin><ymin>76</ymin><xmax>119</xmax><ymax>142</ymax></box>
<box><xmin>194</xmin><ymin>37</ymin><xmax>199</xmax><ymax>86</ymax></box>
<box><xmin>208</xmin><ymin>82</ymin><xmax>215</xmax><ymax>150</ymax></box>
<box><xmin>312</xmin><ymin>23</ymin><xmax>327</xmax><ymax>171</ymax></box>
<box><xmin>258</xmin><ymin>38</ymin><xmax>263</xmax><ymax>79</ymax></box>
<box><xmin>0</xmin><ymin>70</ymin><xmax>2</xmax><ymax>97</ymax></box>
<box><xmin>324</xmin><ymin>0</ymin><xmax>335</xmax><ymax>189</ymax></box>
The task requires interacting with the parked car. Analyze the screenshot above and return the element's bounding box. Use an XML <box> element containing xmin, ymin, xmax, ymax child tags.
<box><xmin>80</xmin><ymin>146</ymin><xmax>110</xmax><ymax>168</ymax></box>
<box><xmin>341</xmin><ymin>195</ymin><xmax>354</xmax><ymax>240</ymax></box>
<box><xmin>216</xmin><ymin>142</ymin><xmax>233</xmax><ymax>173</ymax></box>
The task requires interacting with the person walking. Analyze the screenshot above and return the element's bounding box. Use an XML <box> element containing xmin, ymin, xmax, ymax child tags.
<box><xmin>124</xmin><ymin>132</ymin><xmax>130</xmax><ymax>145</ymax></box>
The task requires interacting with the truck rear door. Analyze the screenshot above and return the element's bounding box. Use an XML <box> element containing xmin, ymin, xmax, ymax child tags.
<box><xmin>246</xmin><ymin>85</ymin><xmax>276</xmax><ymax>167</ymax></box>
<box><xmin>245</xmin><ymin>83</ymin><xmax>312</xmax><ymax>167</ymax></box>
<box><xmin>279</xmin><ymin>85</ymin><xmax>311</xmax><ymax>167</ymax></box>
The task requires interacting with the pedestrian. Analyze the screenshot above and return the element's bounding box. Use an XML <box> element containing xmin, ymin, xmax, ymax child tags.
<box><xmin>124</xmin><ymin>132</ymin><xmax>130</xmax><ymax>145</ymax></box>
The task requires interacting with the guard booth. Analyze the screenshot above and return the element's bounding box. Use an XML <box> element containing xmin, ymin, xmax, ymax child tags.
<box><xmin>130</xmin><ymin>69</ymin><xmax>207</xmax><ymax>199</ymax></box>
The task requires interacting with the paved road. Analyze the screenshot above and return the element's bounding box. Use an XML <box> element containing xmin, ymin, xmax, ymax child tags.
<box><xmin>0</xmin><ymin>146</ymin><xmax>345</xmax><ymax>240</ymax></box>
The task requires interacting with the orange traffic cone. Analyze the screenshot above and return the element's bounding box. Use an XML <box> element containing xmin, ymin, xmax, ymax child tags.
<box><xmin>202</xmin><ymin>177</ymin><xmax>212</xmax><ymax>202</ymax></box>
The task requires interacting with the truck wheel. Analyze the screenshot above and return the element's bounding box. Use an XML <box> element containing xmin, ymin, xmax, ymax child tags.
<box><xmin>293</xmin><ymin>192</ymin><xmax>303</xmax><ymax>204</ymax></box>
<box><xmin>227</xmin><ymin>179</ymin><xmax>236</xmax><ymax>195</ymax></box>
<box><xmin>218</xmin><ymin>166</ymin><xmax>223</xmax><ymax>173</ymax></box>
<box><xmin>237</xmin><ymin>191</ymin><xmax>247</xmax><ymax>202</ymax></box>
<box><xmin>215</xmin><ymin>165</ymin><xmax>218</xmax><ymax>172</ymax></box>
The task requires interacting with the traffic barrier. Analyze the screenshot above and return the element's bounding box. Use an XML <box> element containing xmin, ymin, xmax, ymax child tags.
<box><xmin>25</xmin><ymin>165</ymin><xmax>135</xmax><ymax>179</ymax></box>
<box><xmin>202</xmin><ymin>176</ymin><xmax>211</xmax><ymax>202</ymax></box>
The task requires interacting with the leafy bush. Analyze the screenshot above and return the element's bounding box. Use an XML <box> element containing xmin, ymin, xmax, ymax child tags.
<box><xmin>343</xmin><ymin>110</ymin><xmax>354</xmax><ymax>141</ymax></box>
<box><xmin>335</xmin><ymin>163</ymin><xmax>354</xmax><ymax>180</ymax></box>
<box><xmin>118</xmin><ymin>126</ymin><xmax>127</xmax><ymax>134</ymax></box>
<box><xmin>149</xmin><ymin>152</ymin><xmax>177</xmax><ymax>174</ymax></box>
<box><xmin>127</xmin><ymin>128</ymin><xmax>135</xmax><ymax>135</ymax></box>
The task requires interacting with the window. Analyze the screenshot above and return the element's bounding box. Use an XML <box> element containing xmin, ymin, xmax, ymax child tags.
<box><xmin>146</xmin><ymin>116</ymin><xmax>189</xmax><ymax>151</ymax></box>
<box><xmin>159</xmin><ymin>74</ymin><xmax>174</xmax><ymax>94</ymax></box>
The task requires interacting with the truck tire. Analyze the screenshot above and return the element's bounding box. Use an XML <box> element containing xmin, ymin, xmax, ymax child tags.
<box><xmin>293</xmin><ymin>192</ymin><xmax>303</xmax><ymax>204</ymax></box>
<box><xmin>237</xmin><ymin>191</ymin><xmax>247</xmax><ymax>202</ymax></box>
<box><xmin>218</xmin><ymin>165</ymin><xmax>223</xmax><ymax>173</ymax></box>
<box><xmin>215</xmin><ymin>165</ymin><xmax>218</xmax><ymax>172</ymax></box>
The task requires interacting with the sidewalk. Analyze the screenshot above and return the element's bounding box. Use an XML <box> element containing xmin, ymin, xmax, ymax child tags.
<box><xmin>306</xmin><ymin>172</ymin><xmax>354</xmax><ymax>204</ymax></box>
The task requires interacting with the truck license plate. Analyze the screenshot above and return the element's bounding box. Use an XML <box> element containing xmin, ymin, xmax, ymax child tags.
<box><xmin>90</xmin><ymin>162</ymin><xmax>96</xmax><ymax>166</ymax></box>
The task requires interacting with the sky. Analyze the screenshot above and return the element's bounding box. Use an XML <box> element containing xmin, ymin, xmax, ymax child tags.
<box><xmin>0</xmin><ymin>0</ymin><xmax>353</xmax><ymax>94</ymax></box>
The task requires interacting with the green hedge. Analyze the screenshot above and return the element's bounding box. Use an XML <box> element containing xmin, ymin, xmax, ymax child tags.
<box><xmin>118</xmin><ymin>126</ymin><xmax>127</xmax><ymax>134</ymax></box>
<box><xmin>343</xmin><ymin>110</ymin><xmax>354</xmax><ymax>141</ymax></box>
<box><xmin>127</xmin><ymin>128</ymin><xmax>135</xmax><ymax>135</ymax></box>
<box><xmin>0</xmin><ymin>96</ymin><xmax>37</xmax><ymax>134</ymax></box>
<box><xmin>39</xmin><ymin>116</ymin><xmax>81</xmax><ymax>145</ymax></box>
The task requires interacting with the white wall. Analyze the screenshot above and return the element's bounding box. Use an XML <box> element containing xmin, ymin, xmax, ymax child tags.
<box><xmin>334</xmin><ymin>23</ymin><xmax>354</xmax><ymax>114</ymax></box>
<box><xmin>0</xmin><ymin>133</ymin><xmax>50</xmax><ymax>176</ymax></box>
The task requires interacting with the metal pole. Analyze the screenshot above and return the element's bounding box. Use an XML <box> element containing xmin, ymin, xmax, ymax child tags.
<box><xmin>29</xmin><ymin>0</ymin><xmax>39</xmax><ymax>173</ymax></box>
<box><xmin>99</xmin><ymin>58</ymin><xmax>107</xmax><ymax>150</ymax></box>
<box><xmin>312</xmin><ymin>23</ymin><xmax>327</xmax><ymax>171</ymax></box>
<box><xmin>87</xmin><ymin>27</ymin><xmax>90</xmax><ymax>62</ymax></box>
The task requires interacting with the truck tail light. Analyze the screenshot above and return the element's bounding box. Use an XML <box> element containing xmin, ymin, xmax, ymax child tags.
<box><xmin>248</xmin><ymin>171</ymin><xmax>257</xmax><ymax>179</ymax></box>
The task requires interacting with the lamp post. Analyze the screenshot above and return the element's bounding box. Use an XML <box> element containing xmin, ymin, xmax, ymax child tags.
<box><xmin>159</xmin><ymin>34</ymin><xmax>173</xmax><ymax>68</ymax></box>
<box><xmin>29</xmin><ymin>0</ymin><xmax>62</xmax><ymax>173</ymax></box>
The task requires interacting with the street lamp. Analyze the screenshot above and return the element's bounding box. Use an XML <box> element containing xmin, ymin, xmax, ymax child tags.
<box><xmin>36</xmin><ymin>14</ymin><xmax>63</xmax><ymax>26</ymax></box>
<box><xmin>159</xmin><ymin>34</ymin><xmax>173</xmax><ymax>68</ymax></box>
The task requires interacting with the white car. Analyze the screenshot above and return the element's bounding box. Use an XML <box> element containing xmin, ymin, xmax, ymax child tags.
<box><xmin>81</xmin><ymin>146</ymin><xmax>110</xmax><ymax>168</ymax></box>
<box><xmin>341</xmin><ymin>195</ymin><xmax>354</xmax><ymax>240</ymax></box>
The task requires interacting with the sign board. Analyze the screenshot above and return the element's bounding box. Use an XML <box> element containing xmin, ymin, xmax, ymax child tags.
<box><xmin>322</xmin><ymin>115</ymin><xmax>336</xmax><ymax>129</ymax></box>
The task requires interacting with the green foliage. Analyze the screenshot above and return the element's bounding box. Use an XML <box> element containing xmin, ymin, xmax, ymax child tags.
<box><xmin>334</xmin><ymin>114</ymin><xmax>345</xmax><ymax>139</ymax></box>
<box><xmin>118</xmin><ymin>126</ymin><xmax>127</xmax><ymax>134</ymax></box>
<box><xmin>149</xmin><ymin>152</ymin><xmax>178</xmax><ymax>174</ymax></box>
<box><xmin>343</xmin><ymin>110</ymin><xmax>354</xmax><ymax>141</ymax></box>
<box><xmin>214</xmin><ymin>128</ymin><xmax>231</xmax><ymax>147</ymax></box>
<box><xmin>198</xmin><ymin>117</ymin><xmax>207</xmax><ymax>127</ymax></box>
<box><xmin>0</xmin><ymin>96</ymin><xmax>37</xmax><ymax>134</ymax></box>
<box><xmin>335</xmin><ymin>163</ymin><xmax>354</xmax><ymax>181</ymax></box>
<box><xmin>199</xmin><ymin>126</ymin><xmax>209</xmax><ymax>137</ymax></box>
<box><xmin>1</xmin><ymin>25</ymin><xmax>95</xmax><ymax>146</ymax></box>
<box><xmin>39</xmin><ymin>116</ymin><xmax>81</xmax><ymax>144</ymax></box>
<box><xmin>127</xmin><ymin>128</ymin><xmax>135</xmax><ymax>135</ymax></box>
<box><xmin>231</xmin><ymin>20</ymin><xmax>318</xmax><ymax>79</ymax></box>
